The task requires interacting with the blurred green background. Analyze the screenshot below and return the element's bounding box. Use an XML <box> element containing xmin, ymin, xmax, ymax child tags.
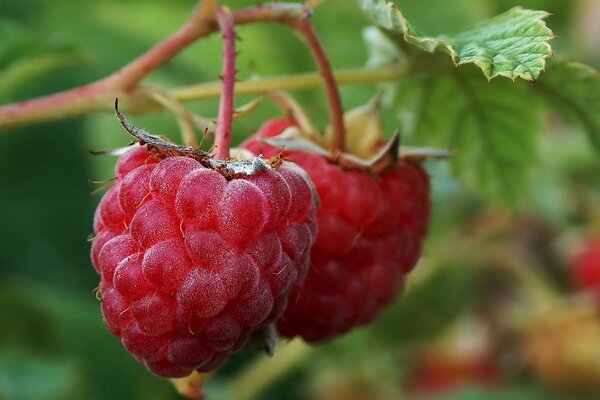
<box><xmin>1</xmin><ymin>0</ymin><xmax>600</xmax><ymax>399</ymax></box>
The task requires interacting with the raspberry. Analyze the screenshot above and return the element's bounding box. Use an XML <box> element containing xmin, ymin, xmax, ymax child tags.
<box><xmin>91</xmin><ymin>146</ymin><xmax>316</xmax><ymax>378</ymax></box>
<box><xmin>243</xmin><ymin>119</ymin><xmax>430</xmax><ymax>342</ymax></box>
<box><xmin>406</xmin><ymin>354</ymin><xmax>500</xmax><ymax>396</ymax></box>
<box><xmin>404</xmin><ymin>322</ymin><xmax>501</xmax><ymax>397</ymax></box>
<box><xmin>571</xmin><ymin>237</ymin><xmax>600</xmax><ymax>304</ymax></box>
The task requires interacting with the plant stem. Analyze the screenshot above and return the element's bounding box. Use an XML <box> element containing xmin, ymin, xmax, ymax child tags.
<box><xmin>172</xmin><ymin>65</ymin><xmax>406</xmax><ymax>101</ymax></box>
<box><xmin>214</xmin><ymin>6</ymin><xmax>236</xmax><ymax>159</ymax></box>
<box><xmin>0</xmin><ymin>1</ymin><xmax>413</xmax><ymax>133</ymax></box>
<box><xmin>290</xmin><ymin>16</ymin><xmax>346</xmax><ymax>152</ymax></box>
<box><xmin>147</xmin><ymin>89</ymin><xmax>197</xmax><ymax>147</ymax></box>
<box><xmin>226</xmin><ymin>339</ymin><xmax>314</xmax><ymax>400</ymax></box>
<box><xmin>0</xmin><ymin>1</ymin><xmax>305</xmax><ymax>131</ymax></box>
<box><xmin>0</xmin><ymin>65</ymin><xmax>409</xmax><ymax>130</ymax></box>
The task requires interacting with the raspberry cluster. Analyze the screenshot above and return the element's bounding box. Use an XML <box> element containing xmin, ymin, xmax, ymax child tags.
<box><xmin>244</xmin><ymin>119</ymin><xmax>430</xmax><ymax>342</ymax></box>
<box><xmin>572</xmin><ymin>237</ymin><xmax>600</xmax><ymax>298</ymax></box>
<box><xmin>91</xmin><ymin>146</ymin><xmax>316</xmax><ymax>377</ymax></box>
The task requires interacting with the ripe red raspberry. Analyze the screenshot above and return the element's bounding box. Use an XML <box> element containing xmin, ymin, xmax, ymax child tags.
<box><xmin>571</xmin><ymin>237</ymin><xmax>600</xmax><ymax>297</ymax></box>
<box><xmin>243</xmin><ymin>120</ymin><xmax>430</xmax><ymax>342</ymax></box>
<box><xmin>406</xmin><ymin>350</ymin><xmax>501</xmax><ymax>396</ymax></box>
<box><xmin>91</xmin><ymin>145</ymin><xmax>316</xmax><ymax>377</ymax></box>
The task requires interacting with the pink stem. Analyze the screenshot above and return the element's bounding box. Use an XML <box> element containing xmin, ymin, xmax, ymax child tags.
<box><xmin>0</xmin><ymin>1</ymin><xmax>345</xmax><ymax>148</ymax></box>
<box><xmin>292</xmin><ymin>17</ymin><xmax>346</xmax><ymax>153</ymax></box>
<box><xmin>0</xmin><ymin>3</ymin><xmax>305</xmax><ymax>130</ymax></box>
<box><xmin>214</xmin><ymin>7</ymin><xmax>237</xmax><ymax>160</ymax></box>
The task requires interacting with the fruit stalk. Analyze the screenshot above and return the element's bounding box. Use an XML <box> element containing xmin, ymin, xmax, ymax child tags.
<box><xmin>227</xmin><ymin>339</ymin><xmax>314</xmax><ymax>400</ymax></box>
<box><xmin>291</xmin><ymin>17</ymin><xmax>346</xmax><ymax>152</ymax></box>
<box><xmin>214</xmin><ymin>6</ymin><xmax>237</xmax><ymax>159</ymax></box>
<box><xmin>0</xmin><ymin>1</ymin><xmax>396</xmax><ymax>133</ymax></box>
<box><xmin>0</xmin><ymin>1</ymin><xmax>306</xmax><ymax>130</ymax></box>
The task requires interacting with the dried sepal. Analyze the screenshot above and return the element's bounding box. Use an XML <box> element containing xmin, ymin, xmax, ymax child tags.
<box><xmin>400</xmin><ymin>146</ymin><xmax>453</xmax><ymax>161</ymax></box>
<box><xmin>335</xmin><ymin>131</ymin><xmax>400</xmax><ymax>175</ymax></box>
<box><xmin>260</xmin><ymin>127</ymin><xmax>331</xmax><ymax>158</ymax></box>
<box><xmin>115</xmin><ymin>99</ymin><xmax>281</xmax><ymax>178</ymax></box>
<box><xmin>246</xmin><ymin>323</ymin><xmax>278</xmax><ymax>357</ymax></box>
<box><xmin>324</xmin><ymin>93</ymin><xmax>384</xmax><ymax>158</ymax></box>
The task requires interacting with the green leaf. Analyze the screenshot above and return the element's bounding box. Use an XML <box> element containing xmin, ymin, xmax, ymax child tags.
<box><xmin>360</xmin><ymin>0</ymin><xmax>555</xmax><ymax>81</ymax></box>
<box><xmin>395</xmin><ymin>63</ymin><xmax>541</xmax><ymax>207</ymax></box>
<box><xmin>535</xmin><ymin>59</ymin><xmax>600</xmax><ymax>151</ymax></box>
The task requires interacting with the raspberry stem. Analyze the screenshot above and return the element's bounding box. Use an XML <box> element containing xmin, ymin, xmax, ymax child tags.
<box><xmin>214</xmin><ymin>6</ymin><xmax>237</xmax><ymax>160</ymax></box>
<box><xmin>0</xmin><ymin>2</ymin><xmax>305</xmax><ymax>130</ymax></box>
<box><xmin>227</xmin><ymin>339</ymin><xmax>313</xmax><ymax>400</ymax></box>
<box><xmin>0</xmin><ymin>65</ymin><xmax>408</xmax><ymax>130</ymax></box>
<box><xmin>291</xmin><ymin>17</ymin><xmax>346</xmax><ymax>153</ymax></box>
<box><xmin>0</xmin><ymin>1</ymin><xmax>399</xmax><ymax>132</ymax></box>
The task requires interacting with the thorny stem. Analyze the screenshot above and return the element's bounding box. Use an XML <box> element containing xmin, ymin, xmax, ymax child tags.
<box><xmin>214</xmin><ymin>6</ymin><xmax>236</xmax><ymax>160</ymax></box>
<box><xmin>0</xmin><ymin>1</ymin><xmax>377</xmax><ymax>134</ymax></box>
<box><xmin>0</xmin><ymin>1</ymin><xmax>306</xmax><ymax>130</ymax></box>
<box><xmin>291</xmin><ymin>17</ymin><xmax>346</xmax><ymax>153</ymax></box>
<box><xmin>0</xmin><ymin>65</ymin><xmax>409</xmax><ymax>130</ymax></box>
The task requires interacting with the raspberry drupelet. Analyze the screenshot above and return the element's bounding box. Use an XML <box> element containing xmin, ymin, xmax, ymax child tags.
<box><xmin>571</xmin><ymin>236</ymin><xmax>600</xmax><ymax>306</ymax></box>
<box><xmin>244</xmin><ymin>118</ymin><xmax>430</xmax><ymax>342</ymax></box>
<box><xmin>91</xmin><ymin>145</ymin><xmax>317</xmax><ymax>377</ymax></box>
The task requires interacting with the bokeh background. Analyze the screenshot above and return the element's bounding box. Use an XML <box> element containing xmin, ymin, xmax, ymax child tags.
<box><xmin>1</xmin><ymin>0</ymin><xmax>600</xmax><ymax>399</ymax></box>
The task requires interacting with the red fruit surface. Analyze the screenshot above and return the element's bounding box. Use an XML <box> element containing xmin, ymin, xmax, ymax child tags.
<box><xmin>572</xmin><ymin>237</ymin><xmax>600</xmax><ymax>303</ymax></box>
<box><xmin>244</xmin><ymin>120</ymin><xmax>430</xmax><ymax>342</ymax></box>
<box><xmin>91</xmin><ymin>145</ymin><xmax>316</xmax><ymax>377</ymax></box>
<box><xmin>405</xmin><ymin>355</ymin><xmax>501</xmax><ymax>396</ymax></box>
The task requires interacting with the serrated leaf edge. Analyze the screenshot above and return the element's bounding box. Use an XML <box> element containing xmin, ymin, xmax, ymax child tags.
<box><xmin>361</xmin><ymin>0</ymin><xmax>555</xmax><ymax>81</ymax></box>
